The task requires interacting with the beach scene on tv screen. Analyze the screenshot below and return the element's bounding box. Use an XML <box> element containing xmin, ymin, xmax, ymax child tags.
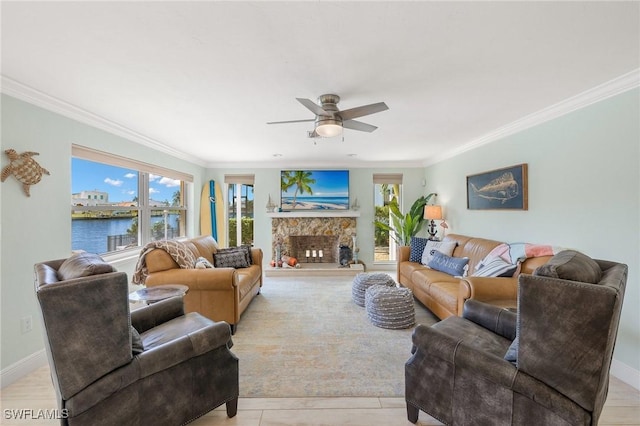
<box><xmin>281</xmin><ymin>170</ymin><xmax>349</xmax><ymax>210</ymax></box>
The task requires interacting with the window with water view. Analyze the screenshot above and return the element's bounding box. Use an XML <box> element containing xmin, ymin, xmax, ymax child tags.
<box><xmin>71</xmin><ymin>148</ymin><xmax>190</xmax><ymax>254</ymax></box>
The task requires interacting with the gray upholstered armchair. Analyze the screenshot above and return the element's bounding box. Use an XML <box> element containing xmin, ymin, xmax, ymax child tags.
<box><xmin>34</xmin><ymin>253</ymin><xmax>239</xmax><ymax>426</ymax></box>
<box><xmin>405</xmin><ymin>250</ymin><xmax>627</xmax><ymax>425</ymax></box>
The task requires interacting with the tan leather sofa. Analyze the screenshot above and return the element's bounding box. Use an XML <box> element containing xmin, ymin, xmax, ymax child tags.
<box><xmin>397</xmin><ymin>234</ymin><xmax>551</xmax><ymax>320</ymax></box>
<box><xmin>145</xmin><ymin>235</ymin><xmax>263</xmax><ymax>333</ymax></box>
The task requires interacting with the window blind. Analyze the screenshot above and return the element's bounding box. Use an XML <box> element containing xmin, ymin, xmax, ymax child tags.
<box><xmin>372</xmin><ymin>173</ymin><xmax>403</xmax><ymax>184</ymax></box>
<box><xmin>224</xmin><ymin>174</ymin><xmax>255</xmax><ymax>185</ymax></box>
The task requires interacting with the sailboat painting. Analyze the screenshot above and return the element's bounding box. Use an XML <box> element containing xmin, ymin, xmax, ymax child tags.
<box><xmin>467</xmin><ymin>164</ymin><xmax>528</xmax><ymax>210</ymax></box>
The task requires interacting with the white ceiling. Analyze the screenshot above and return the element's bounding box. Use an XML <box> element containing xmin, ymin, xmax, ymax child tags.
<box><xmin>2</xmin><ymin>1</ymin><xmax>639</xmax><ymax>168</ymax></box>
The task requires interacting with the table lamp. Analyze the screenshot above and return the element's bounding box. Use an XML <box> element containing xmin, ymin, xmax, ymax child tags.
<box><xmin>424</xmin><ymin>205</ymin><xmax>443</xmax><ymax>240</ymax></box>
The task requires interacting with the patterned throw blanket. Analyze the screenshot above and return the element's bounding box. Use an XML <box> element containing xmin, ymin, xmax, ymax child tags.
<box><xmin>485</xmin><ymin>242</ymin><xmax>563</xmax><ymax>265</ymax></box>
<box><xmin>132</xmin><ymin>240</ymin><xmax>196</xmax><ymax>284</ymax></box>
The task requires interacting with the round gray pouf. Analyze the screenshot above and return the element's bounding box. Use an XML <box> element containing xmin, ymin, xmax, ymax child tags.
<box><xmin>352</xmin><ymin>273</ymin><xmax>396</xmax><ymax>307</ymax></box>
<box><xmin>365</xmin><ymin>285</ymin><xmax>415</xmax><ymax>329</ymax></box>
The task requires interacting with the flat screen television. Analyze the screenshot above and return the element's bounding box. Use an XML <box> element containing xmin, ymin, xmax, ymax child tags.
<box><xmin>280</xmin><ymin>170</ymin><xmax>349</xmax><ymax>211</ymax></box>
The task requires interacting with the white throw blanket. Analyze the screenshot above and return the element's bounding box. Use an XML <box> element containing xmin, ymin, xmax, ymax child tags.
<box><xmin>132</xmin><ymin>240</ymin><xmax>196</xmax><ymax>284</ymax></box>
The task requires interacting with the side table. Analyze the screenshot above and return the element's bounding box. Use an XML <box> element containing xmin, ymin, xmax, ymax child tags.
<box><xmin>129</xmin><ymin>284</ymin><xmax>189</xmax><ymax>305</ymax></box>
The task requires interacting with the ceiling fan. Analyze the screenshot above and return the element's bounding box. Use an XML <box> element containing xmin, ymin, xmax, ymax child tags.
<box><xmin>267</xmin><ymin>94</ymin><xmax>389</xmax><ymax>138</ymax></box>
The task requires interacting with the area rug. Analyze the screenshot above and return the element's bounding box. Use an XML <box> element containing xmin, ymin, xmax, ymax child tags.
<box><xmin>230</xmin><ymin>274</ymin><xmax>439</xmax><ymax>398</ymax></box>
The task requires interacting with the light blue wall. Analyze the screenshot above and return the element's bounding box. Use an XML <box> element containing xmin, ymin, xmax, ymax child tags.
<box><xmin>0</xmin><ymin>94</ymin><xmax>207</xmax><ymax>371</ymax></box>
<box><xmin>424</xmin><ymin>89</ymin><xmax>640</xmax><ymax>372</ymax></box>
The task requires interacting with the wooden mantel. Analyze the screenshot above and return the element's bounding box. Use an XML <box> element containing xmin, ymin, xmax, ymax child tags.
<box><xmin>266</xmin><ymin>210</ymin><xmax>360</xmax><ymax>218</ymax></box>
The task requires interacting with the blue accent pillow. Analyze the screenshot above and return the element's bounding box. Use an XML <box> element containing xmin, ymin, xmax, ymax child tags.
<box><xmin>409</xmin><ymin>237</ymin><xmax>429</xmax><ymax>263</ymax></box>
<box><xmin>428</xmin><ymin>251</ymin><xmax>469</xmax><ymax>276</ymax></box>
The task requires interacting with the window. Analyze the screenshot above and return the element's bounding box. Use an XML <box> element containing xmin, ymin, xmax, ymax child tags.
<box><xmin>373</xmin><ymin>173</ymin><xmax>403</xmax><ymax>262</ymax></box>
<box><xmin>225</xmin><ymin>174</ymin><xmax>254</xmax><ymax>246</ymax></box>
<box><xmin>71</xmin><ymin>145</ymin><xmax>192</xmax><ymax>254</ymax></box>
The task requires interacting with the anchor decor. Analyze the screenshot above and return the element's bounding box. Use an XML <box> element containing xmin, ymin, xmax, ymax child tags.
<box><xmin>1</xmin><ymin>149</ymin><xmax>50</xmax><ymax>197</ymax></box>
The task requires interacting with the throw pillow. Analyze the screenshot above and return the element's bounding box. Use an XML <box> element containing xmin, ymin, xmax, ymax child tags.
<box><xmin>421</xmin><ymin>240</ymin><xmax>457</xmax><ymax>266</ymax></box>
<box><xmin>194</xmin><ymin>256</ymin><xmax>214</xmax><ymax>269</ymax></box>
<box><xmin>213</xmin><ymin>247</ymin><xmax>250</xmax><ymax>268</ymax></box>
<box><xmin>427</xmin><ymin>251</ymin><xmax>469</xmax><ymax>276</ymax></box>
<box><xmin>504</xmin><ymin>336</ymin><xmax>518</xmax><ymax>363</ymax></box>
<box><xmin>131</xmin><ymin>326</ymin><xmax>144</xmax><ymax>355</ymax></box>
<box><xmin>240</xmin><ymin>244</ymin><xmax>253</xmax><ymax>265</ymax></box>
<box><xmin>533</xmin><ymin>250</ymin><xmax>602</xmax><ymax>284</ymax></box>
<box><xmin>58</xmin><ymin>252</ymin><xmax>116</xmax><ymax>281</ymax></box>
<box><xmin>409</xmin><ymin>237</ymin><xmax>429</xmax><ymax>263</ymax></box>
<box><xmin>472</xmin><ymin>257</ymin><xmax>518</xmax><ymax>278</ymax></box>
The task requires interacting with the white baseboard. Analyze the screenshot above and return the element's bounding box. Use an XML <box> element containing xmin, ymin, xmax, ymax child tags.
<box><xmin>610</xmin><ymin>359</ymin><xmax>640</xmax><ymax>390</ymax></box>
<box><xmin>0</xmin><ymin>349</ymin><xmax>48</xmax><ymax>389</ymax></box>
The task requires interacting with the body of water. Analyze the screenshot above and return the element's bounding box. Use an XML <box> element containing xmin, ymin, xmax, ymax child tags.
<box><xmin>72</xmin><ymin>214</ymin><xmax>180</xmax><ymax>254</ymax></box>
<box><xmin>281</xmin><ymin>196</ymin><xmax>349</xmax><ymax>209</ymax></box>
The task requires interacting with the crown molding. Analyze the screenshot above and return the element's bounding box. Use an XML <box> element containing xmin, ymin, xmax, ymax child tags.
<box><xmin>424</xmin><ymin>68</ymin><xmax>640</xmax><ymax>167</ymax></box>
<box><xmin>205</xmin><ymin>159</ymin><xmax>426</xmax><ymax>169</ymax></box>
<box><xmin>0</xmin><ymin>76</ymin><xmax>207</xmax><ymax>167</ymax></box>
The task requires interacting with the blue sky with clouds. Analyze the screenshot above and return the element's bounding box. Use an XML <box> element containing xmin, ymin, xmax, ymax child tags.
<box><xmin>72</xmin><ymin>158</ymin><xmax>180</xmax><ymax>203</ymax></box>
<box><xmin>280</xmin><ymin>170</ymin><xmax>349</xmax><ymax>197</ymax></box>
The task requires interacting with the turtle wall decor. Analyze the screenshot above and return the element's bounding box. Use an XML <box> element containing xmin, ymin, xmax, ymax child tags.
<box><xmin>1</xmin><ymin>149</ymin><xmax>50</xmax><ymax>197</ymax></box>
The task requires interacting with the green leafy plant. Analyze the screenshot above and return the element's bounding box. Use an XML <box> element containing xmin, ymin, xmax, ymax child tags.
<box><xmin>374</xmin><ymin>193</ymin><xmax>436</xmax><ymax>246</ymax></box>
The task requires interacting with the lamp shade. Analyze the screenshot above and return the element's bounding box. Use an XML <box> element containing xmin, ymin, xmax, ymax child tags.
<box><xmin>315</xmin><ymin>117</ymin><xmax>343</xmax><ymax>137</ymax></box>
<box><xmin>424</xmin><ymin>205</ymin><xmax>443</xmax><ymax>220</ymax></box>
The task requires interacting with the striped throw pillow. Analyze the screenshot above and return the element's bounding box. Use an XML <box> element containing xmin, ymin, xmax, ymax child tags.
<box><xmin>472</xmin><ymin>257</ymin><xmax>517</xmax><ymax>277</ymax></box>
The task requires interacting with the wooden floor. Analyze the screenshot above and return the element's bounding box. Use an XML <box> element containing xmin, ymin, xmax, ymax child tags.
<box><xmin>1</xmin><ymin>365</ymin><xmax>638</xmax><ymax>425</ymax></box>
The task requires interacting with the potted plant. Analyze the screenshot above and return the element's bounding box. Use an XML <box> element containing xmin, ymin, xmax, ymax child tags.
<box><xmin>374</xmin><ymin>193</ymin><xmax>436</xmax><ymax>246</ymax></box>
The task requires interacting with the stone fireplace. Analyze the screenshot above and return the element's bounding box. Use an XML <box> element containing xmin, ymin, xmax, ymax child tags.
<box><xmin>270</xmin><ymin>216</ymin><xmax>357</xmax><ymax>264</ymax></box>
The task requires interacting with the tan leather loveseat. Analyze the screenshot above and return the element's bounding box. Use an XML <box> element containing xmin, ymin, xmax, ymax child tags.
<box><xmin>398</xmin><ymin>234</ymin><xmax>551</xmax><ymax>320</ymax></box>
<box><xmin>145</xmin><ymin>235</ymin><xmax>263</xmax><ymax>333</ymax></box>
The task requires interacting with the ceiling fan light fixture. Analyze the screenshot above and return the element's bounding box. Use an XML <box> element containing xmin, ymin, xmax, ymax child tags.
<box><xmin>315</xmin><ymin>118</ymin><xmax>343</xmax><ymax>137</ymax></box>
<box><xmin>268</xmin><ymin>94</ymin><xmax>387</xmax><ymax>137</ymax></box>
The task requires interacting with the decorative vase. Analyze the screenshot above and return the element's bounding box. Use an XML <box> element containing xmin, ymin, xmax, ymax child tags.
<box><xmin>275</xmin><ymin>244</ymin><xmax>282</xmax><ymax>268</ymax></box>
<box><xmin>352</xmin><ymin>235</ymin><xmax>358</xmax><ymax>263</ymax></box>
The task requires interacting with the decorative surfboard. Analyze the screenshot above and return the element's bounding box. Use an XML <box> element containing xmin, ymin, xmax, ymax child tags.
<box><xmin>199</xmin><ymin>180</ymin><xmax>226</xmax><ymax>247</ymax></box>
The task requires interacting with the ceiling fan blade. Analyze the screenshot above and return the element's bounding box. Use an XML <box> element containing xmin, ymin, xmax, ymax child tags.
<box><xmin>339</xmin><ymin>102</ymin><xmax>389</xmax><ymax>121</ymax></box>
<box><xmin>296</xmin><ymin>98</ymin><xmax>332</xmax><ymax>117</ymax></box>
<box><xmin>267</xmin><ymin>119</ymin><xmax>315</xmax><ymax>125</ymax></box>
<box><xmin>342</xmin><ymin>119</ymin><xmax>378</xmax><ymax>133</ymax></box>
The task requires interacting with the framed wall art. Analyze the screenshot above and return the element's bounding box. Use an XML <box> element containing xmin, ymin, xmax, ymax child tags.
<box><xmin>280</xmin><ymin>170</ymin><xmax>349</xmax><ymax>211</ymax></box>
<box><xmin>467</xmin><ymin>164</ymin><xmax>528</xmax><ymax>210</ymax></box>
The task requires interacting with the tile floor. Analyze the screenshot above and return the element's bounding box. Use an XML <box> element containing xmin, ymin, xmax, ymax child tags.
<box><xmin>1</xmin><ymin>365</ymin><xmax>639</xmax><ymax>425</ymax></box>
